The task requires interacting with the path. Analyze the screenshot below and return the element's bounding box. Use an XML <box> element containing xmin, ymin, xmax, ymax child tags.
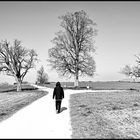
<box><xmin>0</xmin><ymin>84</ymin><xmax>125</xmax><ymax>138</ymax></box>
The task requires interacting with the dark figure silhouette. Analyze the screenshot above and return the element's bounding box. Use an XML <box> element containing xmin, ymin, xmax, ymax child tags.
<box><xmin>53</xmin><ymin>82</ymin><xmax>64</xmax><ymax>114</ymax></box>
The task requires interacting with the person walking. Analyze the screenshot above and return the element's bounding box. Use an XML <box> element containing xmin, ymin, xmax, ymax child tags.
<box><xmin>53</xmin><ymin>82</ymin><xmax>64</xmax><ymax>114</ymax></box>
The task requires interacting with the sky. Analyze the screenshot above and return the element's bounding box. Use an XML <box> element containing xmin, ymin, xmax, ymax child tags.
<box><xmin>0</xmin><ymin>1</ymin><xmax>140</xmax><ymax>84</ymax></box>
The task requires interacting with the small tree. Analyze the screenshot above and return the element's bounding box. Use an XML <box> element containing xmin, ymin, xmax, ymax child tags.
<box><xmin>48</xmin><ymin>10</ymin><xmax>97</xmax><ymax>87</ymax></box>
<box><xmin>0</xmin><ymin>39</ymin><xmax>38</xmax><ymax>91</ymax></box>
<box><xmin>132</xmin><ymin>66</ymin><xmax>140</xmax><ymax>80</ymax></box>
<box><xmin>36</xmin><ymin>66</ymin><xmax>49</xmax><ymax>84</ymax></box>
<box><xmin>120</xmin><ymin>65</ymin><xmax>133</xmax><ymax>78</ymax></box>
<box><xmin>120</xmin><ymin>54</ymin><xmax>140</xmax><ymax>81</ymax></box>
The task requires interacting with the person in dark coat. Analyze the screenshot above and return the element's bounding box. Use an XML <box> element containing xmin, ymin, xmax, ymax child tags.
<box><xmin>53</xmin><ymin>82</ymin><xmax>64</xmax><ymax>114</ymax></box>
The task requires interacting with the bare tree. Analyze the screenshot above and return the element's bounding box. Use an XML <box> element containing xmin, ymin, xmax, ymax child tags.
<box><xmin>120</xmin><ymin>54</ymin><xmax>140</xmax><ymax>81</ymax></box>
<box><xmin>120</xmin><ymin>65</ymin><xmax>133</xmax><ymax>78</ymax></box>
<box><xmin>0</xmin><ymin>39</ymin><xmax>38</xmax><ymax>91</ymax></box>
<box><xmin>133</xmin><ymin>54</ymin><xmax>140</xmax><ymax>80</ymax></box>
<box><xmin>36</xmin><ymin>65</ymin><xmax>49</xmax><ymax>84</ymax></box>
<box><xmin>132</xmin><ymin>66</ymin><xmax>140</xmax><ymax>80</ymax></box>
<box><xmin>135</xmin><ymin>54</ymin><xmax>140</xmax><ymax>65</ymax></box>
<box><xmin>48</xmin><ymin>10</ymin><xmax>97</xmax><ymax>87</ymax></box>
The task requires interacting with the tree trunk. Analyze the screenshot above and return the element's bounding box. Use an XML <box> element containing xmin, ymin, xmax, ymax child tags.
<box><xmin>74</xmin><ymin>73</ymin><xmax>79</xmax><ymax>87</ymax></box>
<box><xmin>15</xmin><ymin>77</ymin><xmax>22</xmax><ymax>92</ymax></box>
<box><xmin>75</xmin><ymin>47</ymin><xmax>79</xmax><ymax>87</ymax></box>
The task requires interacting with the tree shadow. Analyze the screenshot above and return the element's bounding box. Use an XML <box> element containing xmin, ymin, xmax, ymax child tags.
<box><xmin>60</xmin><ymin>107</ymin><xmax>67</xmax><ymax>113</ymax></box>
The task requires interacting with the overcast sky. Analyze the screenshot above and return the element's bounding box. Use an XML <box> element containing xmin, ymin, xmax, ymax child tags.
<box><xmin>0</xmin><ymin>1</ymin><xmax>140</xmax><ymax>84</ymax></box>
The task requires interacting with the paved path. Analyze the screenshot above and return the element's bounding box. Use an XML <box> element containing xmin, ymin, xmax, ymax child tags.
<box><xmin>0</xmin><ymin>85</ymin><xmax>126</xmax><ymax>138</ymax></box>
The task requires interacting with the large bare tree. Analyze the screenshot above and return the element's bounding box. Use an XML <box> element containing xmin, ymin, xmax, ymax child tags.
<box><xmin>0</xmin><ymin>39</ymin><xmax>38</xmax><ymax>91</ymax></box>
<box><xmin>48</xmin><ymin>10</ymin><xmax>97</xmax><ymax>87</ymax></box>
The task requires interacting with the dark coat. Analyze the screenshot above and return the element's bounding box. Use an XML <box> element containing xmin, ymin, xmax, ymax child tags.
<box><xmin>53</xmin><ymin>82</ymin><xmax>64</xmax><ymax>100</ymax></box>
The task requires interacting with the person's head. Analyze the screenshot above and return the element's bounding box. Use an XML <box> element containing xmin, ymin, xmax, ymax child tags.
<box><xmin>56</xmin><ymin>81</ymin><xmax>61</xmax><ymax>87</ymax></box>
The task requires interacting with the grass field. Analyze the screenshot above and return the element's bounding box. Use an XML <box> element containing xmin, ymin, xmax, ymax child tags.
<box><xmin>43</xmin><ymin>80</ymin><xmax>140</xmax><ymax>138</ymax></box>
<box><xmin>1</xmin><ymin>81</ymin><xmax>140</xmax><ymax>138</ymax></box>
<box><xmin>69</xmin><ymin>90</ymin><xmax>140</xmax><ymax>138</ymax></box>
<box><xmin>44</xmin><ymin>81</ymin><xmax>140</xmax><ymax>91</ymax></box>
<box><xmin>0</xmin><ymin>83</ymin><xmax>48</xmax><ymax>123</ymax></box>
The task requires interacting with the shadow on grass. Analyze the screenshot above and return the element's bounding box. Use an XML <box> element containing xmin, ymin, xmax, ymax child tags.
<box><xmin>60</xmin><ymin>107</ymin><xmax>67</xmax><ymax>113</ymax></box>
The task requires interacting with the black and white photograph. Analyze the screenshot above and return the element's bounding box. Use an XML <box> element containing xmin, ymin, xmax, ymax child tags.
<box><xmin>0</xmin><ymin>1</ymin><xmax>140</xmax><ymax>139</ymax></box>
